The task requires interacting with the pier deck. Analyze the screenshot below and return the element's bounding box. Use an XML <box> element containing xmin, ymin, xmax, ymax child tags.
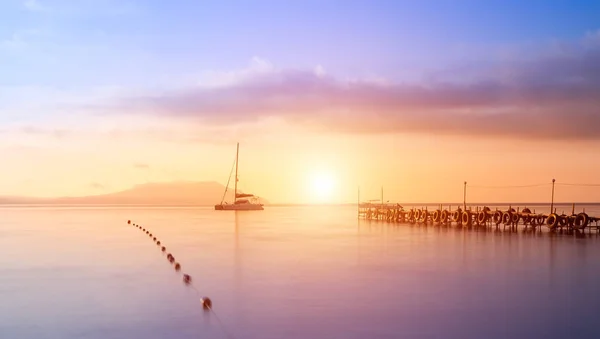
<box><xmin>358</xmin><ymin>203</ymin><xmax>600</xmax><ymax>234</ymax></box>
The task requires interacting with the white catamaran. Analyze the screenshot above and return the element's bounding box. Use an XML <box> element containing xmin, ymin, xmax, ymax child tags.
<box><xmin>214</xmin><ymin>143</ymin><xmax>264</xmax><ymax>211</ymax></box>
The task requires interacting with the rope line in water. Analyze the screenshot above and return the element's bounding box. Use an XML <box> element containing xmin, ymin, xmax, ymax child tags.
<box><xmin>126</xmin><ymin>220</ymin><xmax>237</xmax><ymax>339</ymax></box>
<box><xmin>556</xmin><ymin>183</ymin><xmax>600</xmax><ymax>187</ymax></box>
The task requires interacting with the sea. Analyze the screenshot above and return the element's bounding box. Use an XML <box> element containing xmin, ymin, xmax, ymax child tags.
<box><xmin>1</xmin><ymin>204</ymin><xmax>600</xmax><ymax>339</ymax></box>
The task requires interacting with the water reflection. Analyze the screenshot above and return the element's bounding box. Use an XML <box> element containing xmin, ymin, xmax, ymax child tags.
<box><xmin>357</xmin><ymin>219</ymin><xmax>600</xmax><ymax>240</ymax></box>
<box><xmin>2</xmin><ymin>205</ymin><xmax>600</xmax><ymax>339</ymax></box>
<box><xmin>234</xmin><ymin>211</ymin><xmax>241</xmax><ymax>291</ymax></box>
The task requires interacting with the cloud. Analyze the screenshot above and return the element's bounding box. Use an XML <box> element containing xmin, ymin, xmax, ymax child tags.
<box><xmin>115</xmin><ymin>37</ymin><xmax>600</xmax><ymax>141</ymax></box>
<box><xmin>133</xmin><ymin>163</ymin><xmax>150</xmax><ymax>170</ymax></box>
<box><xmin>89</xmin><ymin>182</ymin><xmax>106</xmax><ymax>190</ymax></box>
<box><xmin>23</xmin><ymin>0</ymin><xmax>46</xmax><ymax>12</ymax></box>
<box><xmin>197</xmin><ymin>56</ymin><xmax>276</xmax><ymax>88</ymax></box>
<box><xmin>12</xmin><ymin>30</ymin><xmax>598</xmax><ymax>142</ymax></box>
<box><xmin>19</xmin><ymin>126</ymin><xmax>71</xmax><ymax>139</ymax></box>
<box><xmin>19</xmin><ymin>0</ymin><xmax>141</xmax><ymax>16</ymax></box>
<box><xmin>0</xmin><ymin>29</ymin><xmax>46</xmax><ymax>52</ymax></box>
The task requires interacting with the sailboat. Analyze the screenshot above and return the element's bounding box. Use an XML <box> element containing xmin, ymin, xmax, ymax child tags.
<box><xmin>214</xmin><ymin>143</ymin><xmax>264</xmax><ymax>211</ymax></box>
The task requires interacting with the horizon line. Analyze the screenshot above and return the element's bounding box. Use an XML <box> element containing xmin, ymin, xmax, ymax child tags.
<box><xmin>1</xmin><ymin>202</ymin><xmax>600</xmax><ymax>208</ymax></box>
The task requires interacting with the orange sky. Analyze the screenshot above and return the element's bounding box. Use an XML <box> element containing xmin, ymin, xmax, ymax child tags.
<box><xmin>2</xmin><ymin>113</ymin><xmax>600</xmax><ymax>204</ymax></box>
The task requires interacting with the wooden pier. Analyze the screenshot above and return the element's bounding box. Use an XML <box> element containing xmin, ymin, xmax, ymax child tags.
<box><xmin>358</xmin><ymin>203</ymin><xmax>600</xmax><ymax>234</ymax></box>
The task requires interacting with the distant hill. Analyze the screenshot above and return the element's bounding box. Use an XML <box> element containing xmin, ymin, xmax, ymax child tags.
<box><xmin>0</xmin><ymin>181</ymin><xmax>269</xmax><ymax>206</ymax></box>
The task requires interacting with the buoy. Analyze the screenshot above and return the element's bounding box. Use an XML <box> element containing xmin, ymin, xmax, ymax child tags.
<box><xmin>200</xmin><ymin>297</ymin><xmax>212</xmax><ymax>310</ymax></box>
<box><xmin>157</xmin><ymin>241</ymin><xmax>161</xmax><ymax>246</ymax></box>
<box><xmin>183</xmin><ymin>274</ymin><xmax>192</xmax><ymax>285</ymax></box>
<box><xmin>128</xmin><ymin>220</ymin><xmax>131</xmax><ymax>224</ymax></box>
<box><xmin>174</xmin><ymin>263</ymin><xmax>181</xmax><ymax>271</ymax></box>
<box><xmin>161</xmin><ymin>246</ymin><xmax>166</xmax><ymax>252</ymax></box>
<box><xmin>153</xmin><ymin>237</ymin><xmax>157</xmax><ymax>241</ymax></box>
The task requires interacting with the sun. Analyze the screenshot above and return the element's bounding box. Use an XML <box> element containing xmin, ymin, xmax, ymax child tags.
<box><xmin>310</xmin><ymin>172</ymin><xmax>335</xmax><ymax>202</ymax></box>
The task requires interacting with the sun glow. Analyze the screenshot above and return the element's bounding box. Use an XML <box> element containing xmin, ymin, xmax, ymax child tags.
<box><xmin>309</xmin><ymin>171</ymin><xmax>336</xmax><ymax>203</ymax></box>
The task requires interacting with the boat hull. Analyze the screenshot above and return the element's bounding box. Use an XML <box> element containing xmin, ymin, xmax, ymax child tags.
<box><xmin>214</xmin><ymin>204</ymin><xmax>264</xmax><ymax>211</ymax></box>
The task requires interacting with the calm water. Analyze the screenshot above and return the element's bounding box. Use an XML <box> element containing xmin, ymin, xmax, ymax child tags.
<box><xmin>2</xmin><ymin>205</ymin><xmax>600</xmax><ymax>339</ymax></box>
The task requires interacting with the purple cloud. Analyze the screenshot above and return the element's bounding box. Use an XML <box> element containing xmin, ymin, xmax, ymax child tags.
<box><xmin>117</xmin><ymin>36</ymin><xmax>600</xmax><ymax>140</ymax></box>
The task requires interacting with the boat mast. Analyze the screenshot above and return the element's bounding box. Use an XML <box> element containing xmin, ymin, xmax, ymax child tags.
<box><xmin>234</xmin><ymin>142</ymin><xmax>239</xmax><ymax>203</ymax></box>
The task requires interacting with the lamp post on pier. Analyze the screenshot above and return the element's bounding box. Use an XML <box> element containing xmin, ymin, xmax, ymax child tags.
<box><xmin>550</xmin><ymin>179</ymin><xmax>555</xmax><ymax>214</ymax></box>
<box><xmin>463</xmin><ymin>181</ymin><xmax>467</xmax><ymax>211</ymax></box>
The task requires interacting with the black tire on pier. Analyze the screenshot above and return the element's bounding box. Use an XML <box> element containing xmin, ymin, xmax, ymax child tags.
<box><xmin>452</xmin><ymin>210</ymin><xmax>461</xmax><ymax>222</ymax></box>
<box><xmin>573</xmin><ymin>213</ymin><xmax>589</xmax><ymax>230</ymax></box>
<box><xmin>441</xmin><ymin>210</ymin><xmax>449</xmax><ymax>224</ymax></box>
<box><xmin>502</xmin><ymin>212</ymin><xmax>512</xmax><ymax>225</ymax></box>
<box><xmin>511</xmin><ymin>212</ymin><xmax>520</xmax><ymax>224</ymax></box>
<box><xmin>530</xmin><ymin>216</ymin><xmax>538</xmax><ymax>228</ymax></box>
<box><xmin>477</xmin><ymin>211</ymin><xmax>487</xmax><ymax>225</ymax></box>
<box><xmin>546</xmin><ymin>213</ymin><xmax>559</xmax><ymax>230</ymax></box>
<box><xmin>493</xmin><ymin>211</ymin><xmax>502</xmax><ymax>225</ymax></box>
<box><xmin>462</xmin><ymin>211</ymin><xmax>471</xmax><ymax>226</ymax></box>
<box><xmin>433</xmin><ymin>210</ymin><xmax>441</xmax><ymax>223</ymax></box>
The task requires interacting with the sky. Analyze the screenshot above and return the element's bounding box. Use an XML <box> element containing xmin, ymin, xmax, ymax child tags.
<box><xmin>1</xmin><ymin>0</ymin><xmax>600</xmax><ymax>204</ymax></box>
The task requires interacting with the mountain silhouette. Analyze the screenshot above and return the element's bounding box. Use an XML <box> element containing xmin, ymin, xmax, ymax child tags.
<box><xmin>0</xmin><ymin>181</ymin><xmax>269</xmax><ymax>205</ymax></box>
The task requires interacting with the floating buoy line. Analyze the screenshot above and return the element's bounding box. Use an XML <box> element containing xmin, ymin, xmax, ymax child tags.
<box><xmin>126</xmin><ymin>219</ymin><xmax>235</xmax><ymax>339</ymax></box>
